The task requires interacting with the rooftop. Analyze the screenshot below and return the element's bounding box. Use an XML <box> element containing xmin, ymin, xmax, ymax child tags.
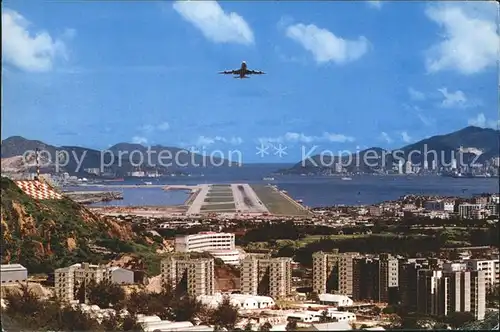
<box><xmin>0</xmin><ymin>264</ymin><xmax>27</xmax><ymax>272</ymax></box>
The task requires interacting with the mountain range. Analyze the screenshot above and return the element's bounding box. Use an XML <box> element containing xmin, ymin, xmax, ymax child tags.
<box><xmin>1</xmin><ymin>136</ymin><xmax>236</xmax><ymax>176</ymax></box>
<box><xmin>1</xmin><ymin>126</ymin><xmax>498</xmax><ymax>176</ymax></box>
<box><xmin>282</xmin><ymin>126</ymin><xmax>499</xmax><ymax>174</ymax></box>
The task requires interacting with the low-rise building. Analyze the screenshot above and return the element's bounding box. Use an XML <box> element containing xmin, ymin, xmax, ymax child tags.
<box><xmin>458</xmin><ymin>203</ymin><xmax>483</xmax><ymax>219</ymax></box>
<box><xmin>198</xmin><ymin>293</ymin><xmax>275</xmax><ymax>310</ymax></box>
<box><xmin>0</xmin><ymin>264</ymin><xmax>27</xmax><ymax>285</ymax></box>
<box><xmin>424</xmin><ymin>200</ymin><xmax>454</xmax><ymax>212</ymax></box>
<box><xmin>54</xmin><ymin>263</ymin><xmax>134</xmax><ymax>302</ymax></box>
<box><xmin>318</xmin><ymin>294</ymin><xmax>353</xmax><ymax>307</ymax></box>
<box><xmin>309</xmin><ymin>322</ymin><xmax>352</xmax><ymax>331</ymax></box>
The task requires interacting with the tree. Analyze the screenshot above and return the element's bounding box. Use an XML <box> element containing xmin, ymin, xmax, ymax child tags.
<box><xmin>122</xmin><ymin>315</ymin><xmax>144</xmax><ymax>331</ymax></box>
<box><xmin>171</xmin><ymin>295</ymin><xmax>205</xmax><ymax>323</ymax></box>
<box><xmin>3</xmin><ymin>283</ymin><xmax>144</xmax><ymax>332</ymax></box>
<box><xmin>382</xmin><ymin>305</ymin><xmax>396</xmax><ymax>314</ymax></box>
<box><xmin>75</xmin><ymin>280</ymin><xmax>86</xmax><ymax>303</ymax></box>
<box><xmin>209</xmin><ymin>296</ymin><xmax>240</xmax><ymax>331</ymax></box>
<box><xmin>372</xmin><ymin>306</ymin><xmax>382</xmax><ymax>316</ymax></box>
<box><xmin>259</xmin><ymin>322</ymin><xmax>273</xmax><ymax>331</ymax></box>
<box><xmin>4</xmin><ymin>284</ymin><xmax>47</xmax><ymax>328</ymax></box>
<box><xmin>56</xmin><ymin>306</ymin><xmax>101</xmax><ymax>331</ymax></box>
<box><xmin>445</xmin><ymin>311</ymin><xmax>475</xmax><ymax>328</ymax></box>
<box><xmin>127</xmin><ymin>290</ymin><xmax>151</xmax><ymax>315</ymax></box>
<box><xmin>486</xmin><ymin>284</ymin><xmax>500</xmax><ymax>308</ymax></box>
<box><xmin>86</xmin><ymin>279</ymin><xmax>126</xmax><ymax>309</ymax></box>
<box><xmin>100</xmin><ymin>313</ymin><xmax>122</xmax><ymax>331</ymax></box>
<box><xmin>286</xmin><ymin>320</ymin><xmax>298</xmax><ymax>331</ymax></box>
<box><xmin>320</xmin><ymin>310</ymin><xmax>329</xmax><ymax>322</ymax></box>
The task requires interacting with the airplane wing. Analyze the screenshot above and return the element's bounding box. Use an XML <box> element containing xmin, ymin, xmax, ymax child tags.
<box><xmin>247</xmin><ymin>69</ymin><xmax>265</xmax><ymax>75</ymax></box>
<box><xmin>219</xmin><ymin>69</ymin><xmax>241</xmax><ymax>75</ymax></box>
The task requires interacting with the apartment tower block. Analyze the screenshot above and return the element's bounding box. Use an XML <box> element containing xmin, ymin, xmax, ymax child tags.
<box><xmin>161</xmin><ymin>257</ymin><xmax>215</xmax><ymax>297</ymax></box>
<box><xmin>240</xmin><ymin>254</ymin><xmax>292</xmax><ymax>299</ymax></box>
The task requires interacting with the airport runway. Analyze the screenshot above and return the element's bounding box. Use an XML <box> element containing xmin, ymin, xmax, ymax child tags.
<box><xmin>231</xmin><ymin>183</ymin><xmax>269</xmax><ymax>214</ymax></box>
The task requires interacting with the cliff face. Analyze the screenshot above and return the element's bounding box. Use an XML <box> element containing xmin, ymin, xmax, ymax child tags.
<box><xmin>0</xmin><ymin>177</ymin><xmax>158</xmax><ymax>274</ymax></box>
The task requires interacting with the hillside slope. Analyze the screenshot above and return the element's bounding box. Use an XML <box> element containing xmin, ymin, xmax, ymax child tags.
<box><xmin>0</xmin><ymin>177</ymin><xmax>161</xmax><ymax>274</ymax></box>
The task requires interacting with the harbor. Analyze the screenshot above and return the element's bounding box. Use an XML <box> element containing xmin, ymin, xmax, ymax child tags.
<box><xmin>63</xmin><ymin>190</ymin><xmax>123</xmax><ymax>204</ymax></box>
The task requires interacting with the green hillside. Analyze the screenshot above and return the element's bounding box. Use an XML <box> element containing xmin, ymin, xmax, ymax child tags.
<box><xmin>0</xmin><ymin>177</ymin><xmax>160</xmax><ymax>274</ymax></box>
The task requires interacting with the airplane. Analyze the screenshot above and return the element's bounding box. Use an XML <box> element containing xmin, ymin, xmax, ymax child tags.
<box><xmin>219</xmin><ymin>61</ymin><xmax>265</xmax><ymax>79</ymax></box>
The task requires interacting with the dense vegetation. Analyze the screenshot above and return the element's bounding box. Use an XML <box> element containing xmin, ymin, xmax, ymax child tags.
<box><xmin>0</xmin><ymin>177</ymin><xmax>161</xmax><ymax>274</ymax></box>
<box><xmin>2</xmin><ymin>281</ymin><xmax>283</xmax><ymax>331</ymax></box>
<box><xmin>1</xmin><ymin>284</ymin><xmax>142</xmax><ymax>331</ymax></box>
<box><xmin>234</xmin><ymin>220</ymin><xmax>498</xmax><ymax>266</ymax></box>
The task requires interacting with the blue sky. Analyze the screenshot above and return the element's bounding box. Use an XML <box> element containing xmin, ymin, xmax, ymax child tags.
<box><xmin>2</xmin><ymin>0</ymin><xmax>499</xmax><ymax>163</ymax></box>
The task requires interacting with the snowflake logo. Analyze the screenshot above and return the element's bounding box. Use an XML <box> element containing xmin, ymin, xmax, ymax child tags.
<box><xmin>273</xmin><ymin>144</ymin><xmax>288</xmax><ymax>158</ymax></box>
<box><xmin>256</xmin><ymin>143</ymin><xmax>270</xmax><ymax>158</ymax></box>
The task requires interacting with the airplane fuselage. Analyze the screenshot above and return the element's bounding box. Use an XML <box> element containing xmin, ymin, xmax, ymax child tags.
<box><xmin>220</xmin><ymin>60</ymin><xmax>264</xmax><ymax>78</ymax></box>
<box><xmin>239</xmin><ymin>62</ymin><xmax>248</xmax><ymax>78</ymax></box>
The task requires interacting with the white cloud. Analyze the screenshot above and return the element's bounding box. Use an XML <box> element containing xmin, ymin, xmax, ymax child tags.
<box><xmin>408</xmin><ymin>87</ymin><xmax>426</xmax><ymax>101</ymax></box>
<box><xmin>417</xmin><ymin>113</ymin><xmax>434</xmax><ymax>127</ymax></box>
<box><xmin>285</xmin><ymin>23</ymin><xmax>369</xmax><ymax>64</ymax></box>
<box><xmin>401</xmin><ymin>131</ymin><xmax>412</xmax><ymax>143</ymax></box>
<box><xmin>173</xmin><ymin>0</ymin><xmax>254</xmax><ymax>45</ymax></box>
<box><xmin>139</xmin><ymin>122</ymin><xmax>170</xmax><ymax>133</ymax></box>
<box><xmin>195</xmin><ymin>135</ymin><xmax>243</xmax><ymax>146</ymax></box>
<box><xmin>259</xmin><ymin>132</ymin><xmax>355</xmax><ymax>145</ymax></box>
<box><xmin>139</xmin><ymin>124</ymin><xmax>155</xmax><ymax>133</ymax></box>
<box><xmin>367</xmin><ymin>1</ymin><xmax>382</xmax><ymax>9</ymax></box>
<box><xmin>2</xmin><ymin>9</ymin><xmax>69</xmax><ymax>72</ymax></box>
<box><xmin>132</xmin><ymin>136</ymin><xmax>148</xmax><ymax>145</ymax></box>
<box><xmin>403</xmin><ymin>104</ymin><xmax>435</xmax><ymax>127</ymax></box>
<box><xmin>425</xmin><ymin>2</ymin><xmax>499</xmax><ymax>75</ymax></box>
<box><xmin>437</xmin><ymin>87</ymin><xmax>471</xmax><ymax>109</ymax></box>
<box><xmin>380</xmin><ymin>132</ymin><xmax>393</xmax><ymax>144</ymax></box>
<box><xmin>468</xmin><ymin>113</ymin><xmax>499</xmax><ymax>129</ymax></box>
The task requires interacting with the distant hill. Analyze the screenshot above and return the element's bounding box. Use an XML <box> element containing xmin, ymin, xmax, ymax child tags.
<box><xmin>1</xmin><ymin>136</ymin><xmax>237</xmax><ymax>176</ymax></box>
<box><xmin>283</xmin><ymin>126</ymin><xmax>500</xmax><ymax>174</ymax></box>
<box><xmin>107</xmin><ymin>142</ymin><xmax>234</xmax><ymax>169</ymax></box>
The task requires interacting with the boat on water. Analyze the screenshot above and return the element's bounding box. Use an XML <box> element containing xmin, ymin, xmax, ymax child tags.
<box><xmin>263</xmin><ymin>177</ymin><xmax>274</xmax><ymax>181</ymax></box>
<box><xmin>102</xmin><ymin>178</ymin><xmax>125</xmax><ymax>182</ymax></box>
<box><xmin>441</xmin><ymin>171</ymin><xmax>493</xmax><ymax>178</ymax></box>
<box><xmin>341</xmin><ymin>177</ymin><xmax>353</xmax><ymax>181</ymax></box>
<box><xmin>144</xmin><ymin>181</ymin><xmax>153</xmax><ymax>185</ymax></box>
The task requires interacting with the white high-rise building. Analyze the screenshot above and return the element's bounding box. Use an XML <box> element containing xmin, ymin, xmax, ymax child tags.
<box><xmin>175</xmin><ymin>232</ymin><xmax>235</xmax><ymax>252</ymax></box>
